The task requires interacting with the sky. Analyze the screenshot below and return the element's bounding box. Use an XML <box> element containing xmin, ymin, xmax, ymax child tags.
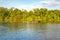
<box><xmin>0</xmin><ymin>0</ymin><xmax>60</xmax><ymax>10</ymax></box>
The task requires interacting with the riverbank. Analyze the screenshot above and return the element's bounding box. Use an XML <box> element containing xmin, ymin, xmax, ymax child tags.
<box><xmin>0</xmin><ymin>7</ymin><xmax>60</xmax><ymax>23</ymax></box>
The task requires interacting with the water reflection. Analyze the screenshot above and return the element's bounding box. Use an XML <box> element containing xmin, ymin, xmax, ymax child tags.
<box><xmin>0</xmin><ymin>23</ymin><xmax>60</xmax><ymax>40</ymax></box>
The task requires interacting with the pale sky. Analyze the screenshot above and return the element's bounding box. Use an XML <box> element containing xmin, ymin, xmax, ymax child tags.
<box><xmin>0</xmin><ymin>0</ymin><xmax>60</xmax><ymax>10</ymax></box>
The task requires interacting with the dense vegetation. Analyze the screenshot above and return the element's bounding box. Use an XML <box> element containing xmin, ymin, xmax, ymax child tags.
<box><xmin>0</xmin><ymin>7</ymin><xmax>60</xmax><ymax>23</ymax></box>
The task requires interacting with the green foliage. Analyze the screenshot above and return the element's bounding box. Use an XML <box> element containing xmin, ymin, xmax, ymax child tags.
<box><xmin>0</xmin><ymin>7</ymin><xmax>60</xmax><ymax>23</ymax></box>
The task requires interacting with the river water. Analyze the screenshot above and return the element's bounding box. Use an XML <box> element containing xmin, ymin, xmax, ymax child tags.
<box><xmin>0</xmin><ymin>23</ymin><xmax>60</xmax><ymax>40</ymax></box>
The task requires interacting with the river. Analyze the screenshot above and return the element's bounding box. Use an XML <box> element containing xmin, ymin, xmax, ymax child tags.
<box><xmin>0</xmin><ymin>23</ymin><xmax>60</xmax><ymax>40</ymax></box>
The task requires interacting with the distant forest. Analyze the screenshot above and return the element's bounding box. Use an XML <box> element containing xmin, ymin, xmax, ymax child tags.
<box><xmin>0</xmin><ymin>7</ymin><xmax>60</xmax><ymax>23</ymax></box>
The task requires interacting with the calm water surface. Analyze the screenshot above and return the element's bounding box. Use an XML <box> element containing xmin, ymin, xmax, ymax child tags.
<box><xmin>0</xmin><ymin>23</ymin><xmax>60</xmax><ymax>40</ymax></box>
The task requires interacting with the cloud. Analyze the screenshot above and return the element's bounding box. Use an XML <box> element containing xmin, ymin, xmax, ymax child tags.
<box><xmin>0</xmin><ymin>0</ymin><xmax>60</xmax><ymax>10</ymax></box>
<box><xmin>17</xmin><ymin>0</ymin><xmax>60</xmax><ymax>10</ymax></box>
<box><xmin>53</xmin><ymin>0</ymin><xmax>60</xmax><ymax>1</ymax></box>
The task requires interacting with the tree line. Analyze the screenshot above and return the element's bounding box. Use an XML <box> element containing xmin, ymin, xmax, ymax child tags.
<box><xmin>0</xmin><ymin>7</ymin><xmax>60</xmax><ymax>23</ymax></box>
